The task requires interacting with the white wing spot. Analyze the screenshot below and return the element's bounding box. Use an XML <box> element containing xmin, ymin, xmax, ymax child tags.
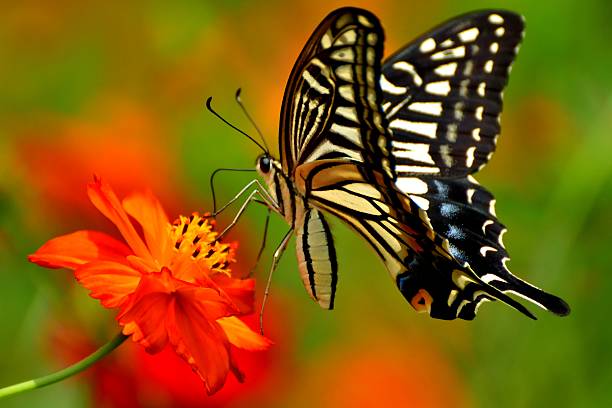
<box><xmin>392</xmin><ymin>61</ymin><xmax>423</xmax><ymax>86</ymax></box>
<box><xmin>495</xmin><ymin>27</ymin><xmax>505</xmax><ymax>37</ymax></box>
<box><xmin>330</xmin><ymin>123</ymin><xmax>362</xmax><ymax>147</ymax></box>
<box><xmin>419</xmin><ymin>38</ymin><xmax>437</xmax><ymax>53</ymax></box>
<box><xmin>366</xmin><ymin>49</ymin><xmax>375</xmax><ymax>66</ymax></box>
<box><xmin>338</xmin><ymin>85</ymin><xmax>354</xmax><ymax>102</ymax></box>
<box><xmin>480</xmin><ymin>246</ymin><xmax>498</xmax><ymax>256</ymax></box>
<box><xmin>334</xmin><ymin>30</ymin><xmax>357</xmax><ymax>46</ymax></box>
<box><xmin>358</xmin><ymin>15</ymin><xmax>374</xmax><ymax>27</ymax></box>
<box><xmin>395</xmin><ymin>165</ymin><xmax>439</xmax><ymax>174</ymax></box>
<box><xmin>482</xmin><ymin>219</ymin><xmax>494</xmax><ymax>234</ymax></box>
<box><xmin>431</xmin><ymin>46</ymin><xmax>466</xmax><ymax>60</ymax></box>
<box><xmin>440</xmin><ymin>39</ymin><xmax>454</xmax><ymax>48</ymax></box>
<box><xmin>484</xmin><ymin>60</ymin><xmax>494</xmax><ymax>73</ymax></box>
<box><xmin>466</xmin><ymin>188</ymin><xmax>476</xmax><ymax>204</ymax></box>
<box><xmin>466</xmin><ymin>146</ymin><xmax>476</xmax><ymax>167</ymax></box>
<box><xmin>389</xmin><ymin>119</ymin><xmax>438</xmax><ymax>139</ymax></box>
<box><xmin>396</xmin><ymin>177</ymin><xmax>428</xmax><ymax>194</ymax></box>
<box><xmin>489</xmin><ymin>199</ymin><xmax>497</xmax><ymax>216</ymax></box>
<box><xmin>448</xmin><ymin>289</ymin><xmax>459</xmax><ymax>307</ymax></box>
<box><xmin>409</xmin><ymin>195</ymin><xmax>430</xmax><ymax>210</ymax></box>
<box><xmin>447</xmin><ymin>123</ymin><xmax>458</xmax><ymax>142</ymax></box>
<box><xmin>302</xmin><ymin>70</ymin><xmax>330</xmax><ymax>94</ymax></box>
<box><xmin>475</xmin><ymin>106</ymin><xmax>484</xmax><ymax>121</ymax></box>
<box><xmin>488</xmin><ymin>14</ymin><xmax>505</xmax><ymax>24</ymax></box>
<box><xmin>408</xmin><ymin>101</ymin><xmax>443</xmax><ymax>116</ymax></box>
<box><xmin>440</xmin><ymin>144</ymin><xmax>453</xmax><ymax>167</ymax></box>
<box><xmin>481</xmin><ymin>273</ymin><xmax>506</xmax><ymax>284</ymax></box>
<box><xmin>392</xmin><ymin>141</ymin><xmax>435</xmax><ymax>164</ymax></box>
<box><xmin>335</xmin><ymin>65</ymin><xmax>353</xmax><ymax>82</ymax></box>
<box><xmin>434</xmin><ymin>62</ymin><xmax>458</xmax><ymax>77</ymax></box>
<box><xmin>336</xmin><ymin>106</ymin><xmax>358</xmax><ymax>122</ymax></box>
<box><xmin>498</xmin><ymin>228</ymin><xmax>507</xmax><ymax>248</ymax></box>
<box><xmin>490</xmin><ymin>42</ymin><xmax>500</xmax><ymax>54</ymax></box>
<box><xmin>459</xmin><ymin>79</ymin><xmax>469</xmax><ymax>97</ymax></box>
<box><xmin>320</xmin><ymin>33</ymin><xmax>332</xmax><ymax>48</ymax></box>
<box><xmin>458</xmin><ymin>27</ymin><xmax>479</xmax><ymax>43</ymax></box>
<box><xmin>380</xmin><ymin>74</ymin><xmax>407</xmax><ymax>95</ymax></box>
<box><xmin>477</xmin><ymin>82</ymin><xmax>486</xmax><ymax>97</ymax></box>
<box><xmin>472</xmin><ymin>128</ymin><xmax>481</xmax><ymax>141</ymax></box>
<box><xmin>425</xmin><ymin>81</ymin><xmax>451</xmax><ymax>96</ymax></box>
<box><xmin>453</xmin><ymin>102</ymin><xmax>464</xmax><ymax>120</ymax></box>
<box><xmin>331</xmin><ymin>48</ymin><xmax>355</xmax><ymax>62</ymax></box>
<box><xmin>367</xmin><ymin>32</ymin><xmax>378</xmax><ymax>45</ymax></box>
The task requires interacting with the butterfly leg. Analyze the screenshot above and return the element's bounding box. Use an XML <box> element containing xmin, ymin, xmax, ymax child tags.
<box><xmin>208</xmin><ymin>179</ymin><xmax>278</xmax><ymax>219</ymax></box>
<box><xmin>260</xmin><ymin>228</ymin><xmax>293</xmax><ymax>334</ymax></box>
<box><xmin>247</xmin><ymin>206</ymin><xmax>271</xmax><ymax>278</ymax></box>
<box><xmin>215</xmin><ymin>187</ymin><xmax>277</xmax><ymax>241</ymax></box>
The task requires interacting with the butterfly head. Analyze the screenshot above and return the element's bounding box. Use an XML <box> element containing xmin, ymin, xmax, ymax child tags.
<box><xmin>256</xmin><ymin>154</ymin><xmax>272</xmax><ymax>174</ymax></box>
<box><xmin>255</xmin><ymin>153</ymin><xmax>283</xmax><ymax>187</ymax></box>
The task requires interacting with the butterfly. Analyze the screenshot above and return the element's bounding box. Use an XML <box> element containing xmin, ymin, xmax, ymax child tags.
<box><xmin>218</xmin><ymin>7</ymin><xmax>570</xmax><ymax>320</ymax></box>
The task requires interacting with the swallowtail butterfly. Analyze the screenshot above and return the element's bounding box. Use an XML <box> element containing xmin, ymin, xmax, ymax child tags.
<box><xmin>235</xmin><ymin>7</ymin><xmax>570</xmax><ymax>319</ymax></box>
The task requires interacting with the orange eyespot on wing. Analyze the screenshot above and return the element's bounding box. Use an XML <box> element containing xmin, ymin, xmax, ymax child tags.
<box><xmin>410</xmin><ymin>289</ymin><xmax>433</xmax><ymax>313</ymax></box>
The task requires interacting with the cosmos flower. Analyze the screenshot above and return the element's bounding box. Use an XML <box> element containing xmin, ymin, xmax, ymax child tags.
<box><xmin>29</xmin><ymin>176</ymin><xmax>271</xmax><ymax>395</ymax></box>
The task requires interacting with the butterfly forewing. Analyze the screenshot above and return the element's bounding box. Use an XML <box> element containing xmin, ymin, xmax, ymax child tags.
<box><xmin>381</xmin><ymin>10</ymin><xmax>524</xmax><ymax>177</ymax></box>
<box><xmin>280</xmin><ymin>8</ymin><xmax>391</xmax><ymax>176</ymax></box>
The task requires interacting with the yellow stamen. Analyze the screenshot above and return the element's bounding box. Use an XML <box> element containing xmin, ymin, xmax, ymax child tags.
<box><xmin>170</xmin><ymin>213</ymin><xmax>234</xmax><ymax>275</ymax></box>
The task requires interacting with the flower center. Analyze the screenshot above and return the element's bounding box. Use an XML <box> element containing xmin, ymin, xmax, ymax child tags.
<box><xmin>170</xmin><ymin>213</ymin><xmax>233</xmax><ymax>274</ymax></box>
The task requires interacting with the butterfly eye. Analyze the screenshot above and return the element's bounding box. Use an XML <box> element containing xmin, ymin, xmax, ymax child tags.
<box><xmin>258</xmin><ymin>156</ymin><xmax>271</xmax><ymax>173</ymax></box>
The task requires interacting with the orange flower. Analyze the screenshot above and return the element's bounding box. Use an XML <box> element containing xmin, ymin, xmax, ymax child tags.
<box><xmin>29</xmin><ymin>176</ymin><xmax>271</xmax><ymax>395</ymax></box>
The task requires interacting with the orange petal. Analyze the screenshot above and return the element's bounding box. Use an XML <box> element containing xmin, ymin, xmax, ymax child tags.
<box><xmin>217</xmin><ymin>316</ymin><xmax>272</xmax><ymax>351</ymax></box>
<box><xmin>211</xmin><ymin>274</ymin><xmax>256</xmax><ymax>314</ymax></box>
<box><xmin>176</xmin><ymin>286</ymin><xmax>236</xmax><ymax>321</ymax></box>
<box><xmin>87</xmin><ymin>176</ymin><xmax>154</xmax><ymax>265</ymax></box>
<box><xmin>122</xmin><ymin>190</ymin><xmax>172</xmax><ymax>265</ymax></box>
<box><xmin>117</xmin><ymin>273</ymin><xmax>173</xmax><ymax>353</ymax></box>
<box><xmin>74</xmin><ymin>261</ymin><xmax>142</xmax><ymax>308</ymax></box>
<box><xmin>28</xmin><ymin>230</ymin><xmax>132</xmax><ymax>270</ymax></box>
<box><xmin>168</xmin><ymin>251</ymin><xmax>211</xmax><ymax>284</ymax></box>
<box><xmin>167</xmin><ymin>294</ymin><xmax>232</xmax><ymax>395</ymax></box>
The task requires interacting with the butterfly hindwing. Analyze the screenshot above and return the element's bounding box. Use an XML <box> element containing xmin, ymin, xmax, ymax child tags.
<box><xmin>294</xmin><ymin>161</ymin><xmax>537</xmax><ymax>319</ymax></box>
<box><xmin>381</xmin><ymin>10</ymin><xmax>524</xmax><ymax>177</ymax></box>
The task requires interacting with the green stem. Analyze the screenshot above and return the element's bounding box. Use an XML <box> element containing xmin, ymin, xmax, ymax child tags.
<box><xmin>0</xmin><ymin>332</ymin><xmax>128</xmax><ymax>399</ymax></box>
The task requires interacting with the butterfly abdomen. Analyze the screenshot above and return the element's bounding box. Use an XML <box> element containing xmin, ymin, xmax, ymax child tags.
<box><xmin>295</xmin><ymin>207</ymin><xmax>338</xmax><ymax>309</ymax></box>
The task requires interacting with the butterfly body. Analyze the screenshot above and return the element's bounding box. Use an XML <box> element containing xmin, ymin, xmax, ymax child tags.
<box><xmin>253</xmin><ymin>7</ymin><xmax>569</xmax><ymax>319</ymax></box>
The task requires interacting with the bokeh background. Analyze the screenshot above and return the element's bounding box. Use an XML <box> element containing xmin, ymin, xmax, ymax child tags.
<box><xmin>0</xmin><ymin>0</ymin><xmax>610</xmax><ymax>407</ymax></box>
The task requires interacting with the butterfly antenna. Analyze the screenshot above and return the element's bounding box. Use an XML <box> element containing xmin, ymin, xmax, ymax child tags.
<box><xmin>206</xmin><ymin>97</ymin><xmax>267</xmax><ymax>153</ymax></box>
<box><xmin>235</xmin><ymin>88</ymin><xmax>270</xmax><ymax>153</ymax></box>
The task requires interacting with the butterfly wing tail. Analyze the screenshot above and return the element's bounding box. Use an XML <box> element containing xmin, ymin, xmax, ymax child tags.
<box><xmin>487</xmin><ymin>275</ymin><xmax>571</xmax><ymax>317</ymax></box>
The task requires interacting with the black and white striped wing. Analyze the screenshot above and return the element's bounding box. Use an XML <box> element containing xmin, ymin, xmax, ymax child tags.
<box><xmin>295</xmin><ymin>161</ymin><xmax>538</xmax><ymax>320</ymax></box>
<box><xmin>381</xmin><ymin>10</ymin><xmax>569</xmax><ymax>316</ymax></box>
<box><xmin>382</xmin><ymin>10</ymin><xmax>523</xmax><ymax>177</ymax></box>
<box><xmin>407</xmin><ymin>176</ymin><xmax>569</xmax><ymax>315</ymax></box>
<box><xmin>279</xmin><ymin>7</ymin><xmax>391</xmax><ymax>176</ymax></box>
<box><xmin>277</xmin><ymin>8</ymin><xmax>390</xmax><ymax>310</ymax></box>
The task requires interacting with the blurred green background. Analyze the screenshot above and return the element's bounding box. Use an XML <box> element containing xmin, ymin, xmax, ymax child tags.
<box><xmin>0</xmin><ymin>0</ymin><xmax>610</xmax><ymax>407</ymax></box>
